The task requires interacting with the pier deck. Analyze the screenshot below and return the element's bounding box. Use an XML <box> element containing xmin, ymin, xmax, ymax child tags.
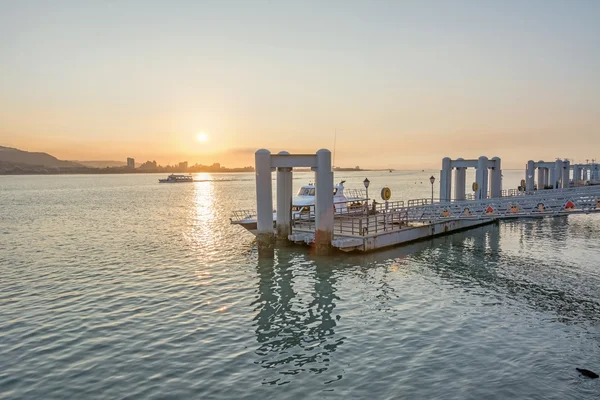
<box><xmin>288</xmin><ymin>184</ymin><xmax>600</xmax><ymax>252</ymax></box>
<box><xmin>290</xmin><ymin>217</ymin><xmax>496</xmax><ymax>252</ymax></box>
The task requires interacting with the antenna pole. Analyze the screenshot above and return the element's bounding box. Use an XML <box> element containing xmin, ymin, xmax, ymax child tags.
<box><xmin>333</xmin><ymin>129</ymin><xmax>337</xmax><ymax>168</ymax></box>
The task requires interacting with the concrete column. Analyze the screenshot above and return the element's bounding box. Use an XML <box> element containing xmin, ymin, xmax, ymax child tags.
<box><xmin>537</xmin><ymin>165</ymin><xmax>544</xmax><ymax>190</ymax></box>
<box><xmin>543</xmin><ymin>168</ymin><xmax>549</xmax><ymax>188</ymax></box>
<box><xmin>562</xmin><ymin>160</ymin><xmax>570</xmax><ymax>188</ymax></box>
<box><xmin>440</xmin><ymin>157</ymin><xmax>452</xmax><ymax>202</ymax></box>
<box><xmin>549</xmin><ymin>166</ymin><xmax>557</xmax><ymax>190</ymax></box>
<box><xmin>476</xmin><ymin>156</ymin><xmax>489</xmax><ymax>200</ymax></box>
<box><xmin>454</xmin><ymin>165</ymin><xmax>466</xmax><ymax>201</ymax></box>
<box><xmin>583</xmin><ymin>166</ymin><xmax>588</xmax><ymax>181</ymax></box>
<box><xmin>276</xmin><ymin>152</ymin><xmax>293</xmax><ymax>242</ymax></box>
<box><xmin>526</xmin><ymin>160</ymin><xmax>535</xmax><ymax>191</ymax></box>
<box><xmin>573</xmin><ymin>165</ymin><xmax>580</xmax><ymax>186</ymax></box>
<box><xmin>314</xmin><ymin>149</ymin><xmax>333</xmax><ymax>255</ymax></box>
<box><xmin>255</xmin><ymin>149</ymin><xmax>274</xmax><ymax>258</ymax></box>
<box><xmin>553</xmin><ymin>159</ymin><xmax>563</xmax><ymax>189</ymax></box>
<box><xmin>490</xmin><ymin>157</ymin><xmax>502</xmax><ymax>198</ymax></box>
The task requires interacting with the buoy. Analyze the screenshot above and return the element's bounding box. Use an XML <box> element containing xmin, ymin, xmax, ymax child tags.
<box><xmin>381</xmin><ymin>187</ymin><xmax>392</xmax><ymax>201</ymax></box>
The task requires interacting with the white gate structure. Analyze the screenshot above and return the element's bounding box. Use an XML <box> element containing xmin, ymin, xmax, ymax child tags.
<box><xmin>525</xmin><ymin>159</ymin><xmax>570</xmax><ymax>191</ymax></box>
<box><xmin>525</xmin><ymin>159</ymin><xmax>600</xmax><ymax>190</ymax></box>
<box><xmin>255</xmin><ymin>149</ymin><xmax>334</xmax><ymax>257</ymax></box>
<box><xmin>439</xmin><ymin>156</ymin><xmax>502</xmax><ymax>202</ymax></box>
<box><xmin>571</xmin><ymin>161</ymin><xmax>600</xmax><ymax>185</ymax></box>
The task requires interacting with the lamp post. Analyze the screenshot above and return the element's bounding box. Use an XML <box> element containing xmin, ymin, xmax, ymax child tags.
<box><xmin>429</xmin><ymin>175</ymin><xmax>435</xmax><ymax>204</ymax></box>
<box><xmin>363</xmin><ymin>178</ymin><xmax>370</xmax><ymax>233</ymax></box>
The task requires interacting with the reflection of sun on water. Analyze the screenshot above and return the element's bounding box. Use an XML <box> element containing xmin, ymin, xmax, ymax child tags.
<box><xmin>183</xmin><ymin>174</ymin><xmax>217</xmax><ymax>255</ymax></box>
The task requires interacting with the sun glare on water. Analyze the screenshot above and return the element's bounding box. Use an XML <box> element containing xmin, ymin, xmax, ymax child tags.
<box><xmin>197</xmin><ymin>132</ymin><xmax>208</xmax><ymax>142</ymax></box>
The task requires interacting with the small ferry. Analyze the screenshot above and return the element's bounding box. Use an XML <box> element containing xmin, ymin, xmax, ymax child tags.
<box><xmin>230</xmin><ymin>181</ymin><xmax>366</xmax><ymax>234</ymax></box>
<box><xmin>158</xmin><ymin>174</ymin><xmax>194</xmax><ymax>183</ymax></box>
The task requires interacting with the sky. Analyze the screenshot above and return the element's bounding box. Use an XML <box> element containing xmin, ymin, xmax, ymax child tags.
<box><xmin>1</xmin><ymin>0</ymin><xmax>599</xmax><ymax>169</ymax></box>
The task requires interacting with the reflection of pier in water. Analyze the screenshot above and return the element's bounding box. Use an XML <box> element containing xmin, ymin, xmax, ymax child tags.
<box><xmin>325</xmin><ymin>219</ymin><xmax>600</xmax><ymax>326</ymax></box>
<box><xmin>252</xmin><ymin>250</ymin><xmax>344</xmax><ymax>384</ymax></box>
<box><xmin>414</xmin><ymin>221</ymin><xmax>600</xmax><ymax>325</ymax></box>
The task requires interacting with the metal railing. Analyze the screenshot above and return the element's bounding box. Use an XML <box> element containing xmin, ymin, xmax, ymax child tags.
<box><xmin>230</xmin><ymin>209</ymin><xmax>259</xmax><ymax>222</ymax></box>
<box><xmin>343</xmin><ymin>188</ymin><xmax>367</xmax><ymax>199</ymax></box>
<box><xmin>292</xmin><ymin>201</ymin><xmax>409</xmax><ymax>236</ymax></box>
<box><xmin>332</xmin><ymin>210</ymin><xmax>409</xmax><ymax>236</ymax></box>
<box><xmin>414</xmin><ymin>189</ymin><xmax>600</xmax><ymax>222</ymax></box>
<box><xmin>408</xmin><ymin>198</ymin><xmax>433</xmax><ymax>207</ymax></box>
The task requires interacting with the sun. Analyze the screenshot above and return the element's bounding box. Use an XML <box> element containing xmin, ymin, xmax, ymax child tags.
<box><xmin>197</xmin><ymin>132</ymin><xmax>208</xmax><ymax>142</ymax></box>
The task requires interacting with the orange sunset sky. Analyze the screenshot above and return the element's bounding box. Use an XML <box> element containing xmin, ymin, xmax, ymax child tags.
<box><xmin>1</xmin><ymin>1</ymin><xmax>599</xmax><ymax>169</ymax></box>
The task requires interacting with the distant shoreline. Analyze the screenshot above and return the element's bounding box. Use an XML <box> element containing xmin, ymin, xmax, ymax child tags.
<box><xmin>0</xmin><ymin>167</ymin><xmax>393</xmax><ymax>175</ymax></box>
<box><xmin>0</xmin><ymin>168</ymin><xmax>527</xmax><ymax>176</ymax></box>
<box><xmin>0</xmin><ymin>169</ymin><xmax>254</xmax><ymax>176</ymax></box>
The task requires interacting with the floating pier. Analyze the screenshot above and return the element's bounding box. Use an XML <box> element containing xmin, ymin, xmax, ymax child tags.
<box><xmin>239</xmin><ymin>150</ymin><xmax>600</xmax><ymax>257</ymax></box>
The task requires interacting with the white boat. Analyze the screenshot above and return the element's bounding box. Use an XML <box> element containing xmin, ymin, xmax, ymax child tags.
<box><xmin>159</xmin><ymin>174</ymin><xmax>194</xmax><ymax>183</ymax></box>
<box><xmin>230</xmin><ymin>180</ymin><xmax>366</xmax><ymax>235</ymax></box>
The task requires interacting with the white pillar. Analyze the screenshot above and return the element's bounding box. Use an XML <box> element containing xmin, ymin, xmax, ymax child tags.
<box><xmin>255</xmin><ymin>149</ymin><xmax>274</xmax><ymax>257</ymax></box>
<box><xmin>440</xmin><ymin>157</ymin><xmax>452</xmax><ymax>202</ymax></box>
<box><xmin>490</xmin><ymin>157</ymin><xmax>502</xmax><ymax>198</ymax></box>
<box><xmin>276</xmin><ymin>152</ymin><xmax>293</xmax><ymax>241</ymax></box>
<box><xmin>573</xmin><ymin>165</ymin><xmax>580</xmax><ymax>186</ymax></box>
<box><xmin>553</xmin><ymin>159</ymin><xmax>563</xmax><ymax>189</ymax></box>
<box><xmin>536</xmin><ymin>164</ymin><xmax>543</xmax><ymax>190</ymax></box>
<box><xmin>476</xmin><ymin>156</ymin><xmax>489</xmax><ymax>200</ymax></box>
<box><xmin>526</xmin><ymin>160</ymin><xmax>535</xmax><ymax>191</ymax></box>
<box><xmin>314</xmin><ymin>149</ymin><xmax>333</xmax><ymax>255</ymax></box>
<box><xmin>549</xmin><ymin>165</ymin><xmax>557</xmax><ymax>189</ymax></box>
<box><xmin>583</xmin><ymin>166</ymin><xmax>588</xmax><ymax>181</ymax></box>
<box><xmin>543</xmin><ymin>168</ymin><xmax>549</xmax><ymax>188</ymax></box>
<box><xmin>562</xmin><ymin>160</ymin><xmax>570</xmax><ymax>188</ymax></box>
<box><xmin>454</xmin><ymin>164</ymin><xmax>466</xmax><ymax>201</ymax></box>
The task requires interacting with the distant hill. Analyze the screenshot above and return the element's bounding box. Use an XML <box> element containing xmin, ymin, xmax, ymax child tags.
<box><xmin>0</xmin><ymin>146</ymin><xmax>83</xmax><ymax>168</ymax></box>
<box><xmin>74</xmin><ymin>160</ymin><xmax>126</xmax><ymax>168</ymax></box>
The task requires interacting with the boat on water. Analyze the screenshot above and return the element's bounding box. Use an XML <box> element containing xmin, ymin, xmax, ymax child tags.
<box><xmin>230</xmin><ymin>180</ymin><xmax>366</xmax><ymax>235</ymax></box>
<box><xmin>158</xmin><ymin>174</ymin><xmax>194</xmax><ymax>183</ymax></box>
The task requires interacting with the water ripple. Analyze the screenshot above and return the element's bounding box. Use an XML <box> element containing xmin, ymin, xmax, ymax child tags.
<box><xmin>1</xmin><ymin>173</ymin><xmax>599</xmax><ymax>399</ymax></box>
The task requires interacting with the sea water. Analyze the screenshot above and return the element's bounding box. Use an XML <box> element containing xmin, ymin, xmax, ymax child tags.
<box><xmin>1</xmin><ymin>171</ymin><xmax>599</xmax><ymax>399</ymax></box>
